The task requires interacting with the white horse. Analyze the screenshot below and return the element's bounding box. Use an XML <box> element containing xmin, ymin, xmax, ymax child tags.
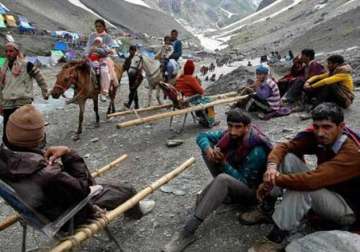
<box><xmin>128</xmin><ymin>52</ymin><xmax>179</xmax><ymax>107</ymax></box>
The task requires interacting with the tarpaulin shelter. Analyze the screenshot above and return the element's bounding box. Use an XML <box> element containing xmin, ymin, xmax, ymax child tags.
<box><xmin>18</xmin><ymin>15</ymin><xmax>33</xmax><ymax>32</ymax></box>
<box><xmin>4</xmin><ymin>15</ymin><xmax>16</xmax><ymax>27</ymax></box>
<box><xmin>0</xmin><ymin>2</ymin><xmax>9</xmax><ymax>14</ymax></box>
<box><xmin>54</xmin><ymin>41</ymin><xmax>69</xmax><ymax>52</ymax></box>
<box><xmin>51</xmin><ymin>50</ymin><xmax>64</xmax><ymax>65</ymax></box>
<box><xmin>0</xmin><ymin>15</ymin><xmax>6</xmax><ymax>28</ymax></box>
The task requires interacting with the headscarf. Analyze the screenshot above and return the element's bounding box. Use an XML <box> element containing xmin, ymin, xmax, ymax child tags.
<box><xmin>184</xmin><ymin>59</ymin><xmax>195</xmax><ymax>75</ymax></box>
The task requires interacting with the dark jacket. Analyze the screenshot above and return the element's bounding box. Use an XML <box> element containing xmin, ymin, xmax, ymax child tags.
<box><xmin>170</xmin><ymin>40</ymin><xmax>182</xmax><ymax>61</ymax></box>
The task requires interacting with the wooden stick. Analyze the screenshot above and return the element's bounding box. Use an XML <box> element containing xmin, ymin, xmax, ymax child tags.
<box><xmin>117</xmin><ymin>95</ymin><xmax>249</xmax><ymax>129</ymax></box>
<box><xmin>0</xmin><ymin>154</ymin><xmax>128</xmax><ymax>232</ymax></box>
<box><xmin>107</xmin><ymin>91</ymin><xmax>239</xmax><ymax>118</ymax></box>
<box><xmin>50</xmin><ymin>157</ymin><xmax>196</xmax><ymax>252</ymax></box>
<box><xmin>107</xmin><ymin>104</ymin><xmax>172</xmax><ymax>118</ymax></box>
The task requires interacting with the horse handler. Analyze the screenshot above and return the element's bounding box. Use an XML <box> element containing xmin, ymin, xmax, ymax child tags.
<box><xmin>0</xmin><ymin>42</ymin><xmax>49</xmax><ymax>146</ymax></box>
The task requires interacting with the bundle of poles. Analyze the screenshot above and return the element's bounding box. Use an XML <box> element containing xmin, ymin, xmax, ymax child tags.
<box><xmin>50</xmin><ymin>157</ymin><xmax>195</xmax><ymax>252</ymax></box>
<box><xmin>0</xmin><ymin>154</ymin><xmax>129</xmax><ymax>232</ymax></box>
<box><xmin>106</xmin><ymin>91</ymin><xmax>239</xmax><ymax>119</ymax></box>
<box><xmin>116</xmin><ymin>94</ymin><xmax>249</xmax><ymax>129</ymax></box>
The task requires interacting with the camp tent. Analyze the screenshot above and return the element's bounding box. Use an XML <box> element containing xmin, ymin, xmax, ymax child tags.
<box><xmin>0</xmin><ymin>3</ymin><xmax>9</xmax><ymax>14</ymax></box>
<box><xmin>18</xmin><ymin>16</ymin><xmax>33</xmax><ymax>32</ymax></box>
<box><xmin>0</xmin><ymin>15</ymin><xmax>6</xmax><ymax>28</ymax></box>
<box><xmin>51</xmin><ymin>50</ymin><xmax>65</xmax><ymax>65</ymax></box>
<box><xmin>54</xmin><ymin>41</ymin><xmax>69</xmax><ymax>52</ymax></box>
<box><xmin>5</xmin><ymin>15</ymin><xmax>16</xmax><ymax>27</ymax></box>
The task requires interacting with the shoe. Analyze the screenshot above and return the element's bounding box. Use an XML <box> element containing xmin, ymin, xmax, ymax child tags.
<box><xmin>239</xmin><ymin>208</ymin><xmax>272</xmax><ymax>225</ymax></box>
<box><xmin>100</xmin><ymin>94</ymin><xmax>107</xmax><ymax>102</ymax></box>
<box><xmin>162</xmin><ymin>230</ymin><xmax>196</xmax><ymax>252</ymax></box>
<box><xmin>139</xmin><ymin>199</ymin><xmax>155</xmax><ymax>215</ymax></box>
<box><xmin>248</xmin><ymin>240</ymin><xmax>284</xmax><ymax>252</ymax></box>
<box><xmin>123</xmin><ymin>102</ymin><xmax>130</xmax><ymax>109</ymax></box>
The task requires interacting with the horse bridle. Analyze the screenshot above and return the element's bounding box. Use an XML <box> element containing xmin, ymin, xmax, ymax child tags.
<box><xmin>130</xmin><ymin>55</ymin><xmax>143</xmax><ymax>72</ymax></box>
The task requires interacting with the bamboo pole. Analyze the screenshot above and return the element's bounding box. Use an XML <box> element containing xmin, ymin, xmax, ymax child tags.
<box><xmin>0</xmin><ymin>154</ymin><xmax>128</xmax><ymax>232</ymax></box>
<box><xmin>50</xmin><ymin>157</ymin><xmax>196</xmax><ymax>252</ymax></box>
<box><xmin>117</xmin><ymin>94</ymin><xmax>249</xmax><ymax>129</ymax></box>
<box><xmin>107</xmin><ymin>91</ymin><xmax>239</xmax><ymax>118</ymax></box>
<box><xmin>107</xmin><ymin>104</ymin><xmax>172</xmax><ymax>118</ymax></box>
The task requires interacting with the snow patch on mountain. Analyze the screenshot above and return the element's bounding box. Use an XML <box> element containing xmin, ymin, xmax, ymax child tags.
<box><xmin>123</xmin><ymin>0</ymin><xmax>150</xmax><ymax>8</ymax></box>
<box><xmin>67</xmin><ymin>0</ymin><xmax>116</xmax><ymax>27</ymax></box>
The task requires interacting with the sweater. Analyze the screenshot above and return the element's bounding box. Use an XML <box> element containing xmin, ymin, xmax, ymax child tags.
<box><xmin>175</xmin><ymin>75</ymin><xmax>204</xmax><ymax>97</ymax></box>
<box><xmin>0</xmin><ymin>61</ymin><xmax>48</xmax><ymax>109</ymax></box>
<box><xmin>269</xmin><ymin>129</ymin><xmax>360</xmax><ymax>212</ymax></box>
<box><xmin>256</xmin><ymin>78</ymin><xmax>281</xmax><ymax>111</ymax></box>
<box><xmin>196</xmin><ymin>127</ymin><xmax>271</xmax><ymax>187</ymax></box>
<box><xmin>307</xmin><ymin>64</ymin><xmax>353</xmax><ymax>93</ymax></box>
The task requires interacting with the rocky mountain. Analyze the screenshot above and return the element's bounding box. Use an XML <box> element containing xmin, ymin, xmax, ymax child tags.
<box><xmin>257</xmin><ymin>0</ymin><xmax>276</xmax><ymax>11</ymax></box>
<box><xmin>211</xmin><ymin>0</ymin><xmax>360</xmax><ymax>56</ymax></box>
<box><xmin>153</xmin><ymin>0</ymin><xmax>259</xmax><ymax>29</ymax></box>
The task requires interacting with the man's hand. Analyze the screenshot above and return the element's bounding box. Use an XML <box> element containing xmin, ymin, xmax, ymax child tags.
<box><xmin>44</xmin><ymin>146</ymin><xmax>71</xmax><ymax>165</ymax></box>
<box><xmin>263</xmin><ymin>163</ymin><xmax>279</xmax><ymax>186</ymax></box>
<box><xmin>257</xmin><ymin>182</ymin><xmax>273</xmax><ymax>202</ymax></box>
<box><xmin>205</xmin><ymin>147</ymin><xmax>225</xmax><ymax>163</ymax></box>
<box><xmin>303</xmin><ymin>82</ymin><xmax>312</xmax><ymax>90</ymax></box>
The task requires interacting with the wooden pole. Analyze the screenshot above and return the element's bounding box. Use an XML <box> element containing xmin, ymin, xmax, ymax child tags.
<box><xmin>0</xmin><ymin>154</ymin><xmax>128</xmax><ymax>232</ymax></box>
<box><xmin>107</xmin><ymin>104</ymin><xmax>172</xmax><ymax>118</ymax></box>
<box><xmin>107</xmin><ymin>91</ymin><xmax>239</xmax><ymax>118</ymax></box>
<box><xmin>117</xmin><ymin>94</ymin><xmax>249</xmax><ymax>129</ymax></box>
<box><xmin>50</xmin><ymin>157</ymin><xmax>196</xmax><ymax>252</ymax></box>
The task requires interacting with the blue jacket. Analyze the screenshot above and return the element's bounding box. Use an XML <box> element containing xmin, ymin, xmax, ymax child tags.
<box><xmin>196</xmin><ymin>130</ymin><xmax>269</xmax><ymax>187</ymax></box>
<box><xmin>170</xmin><ymin>40</ymin><xmax>182</xmax><ymax>61</ymax></box>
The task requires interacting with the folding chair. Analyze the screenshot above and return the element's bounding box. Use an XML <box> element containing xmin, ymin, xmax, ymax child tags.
<box><xmin>0</xmin><ymin>179</ymin><xmax>124</xmax><ymax>252</ymax></box>
<box><xmin>159</xmin><ymin>81</ymin><xmax>199</xmax><ymax>133</ymax></box>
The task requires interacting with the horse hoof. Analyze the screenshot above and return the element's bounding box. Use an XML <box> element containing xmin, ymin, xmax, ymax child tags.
<box><xmin>95</xmin><ymin>122</ymin><xmax>100</xmax><ymax>128</ymax></box>
<box><xmin>72</xmin><ymin>135</ymin><xmax>80</xmax><ymax>141</ymax></box>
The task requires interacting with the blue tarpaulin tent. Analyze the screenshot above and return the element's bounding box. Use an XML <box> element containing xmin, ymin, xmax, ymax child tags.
<box><xmin>54</xmin><ymin>41</ymin><xmax>69</xmax><ymax>52</ymax></box>
<box><xmin>0</xmin><ymin>15</ymin><xmax>6</xmax><ymax>28</ymax></box>
<box><xmin>18</xmin><ymin>16</ymin><xmax>33</xmax><ymax>32</ymax></box>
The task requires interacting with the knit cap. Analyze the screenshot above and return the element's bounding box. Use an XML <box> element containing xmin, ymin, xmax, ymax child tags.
<box><xmin>6</xmin><ymin>105</ymin><xmax>45</xmax><ymax>148</ymax></box>
<box><xmin>184</xmin><ymin>59</ymin><xmax>195</xmax><ymax>75</ymax></box>
<box><xmin>256</xmin><ymin>65</ymin><xmax>269</xmax><ymax>74</ymax></box>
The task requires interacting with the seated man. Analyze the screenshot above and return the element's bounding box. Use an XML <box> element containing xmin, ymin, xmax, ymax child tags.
<box><xmin>175</xmin><ymin>59</ymin><xmax>217</xmax><ymax>127</ymax></box>
<box><xmin>163</xmin><ymin>109</ymin><xmax>272</xmax><ymax>252</ymax></box>
<box><xmin>283</xmin><ymin>49</ymin><xmax>326</xmax><ymax>105</ymax></box>
<box><xmin>277</xmin><ymin>56</ymin><xmax>305</xmax><ymax>96</ymax></box>
<box><xmin>304</xmin><ymin>55</ymin><xmax>354</xmax><ymax>109</ymax></box>
<box><xmin>236</xmin><ymin>65</ymin><xmax>282</xmax><ymax>119</ymax></box>
<box><xmin>0</xmin><ymin>105</ymin><xmax>155</xmax><ymax>228</ymax></box>
<box><xmin>247</xmin><ymin>103</ymin><xmax>360</xmax><ymax>251</ymax></box>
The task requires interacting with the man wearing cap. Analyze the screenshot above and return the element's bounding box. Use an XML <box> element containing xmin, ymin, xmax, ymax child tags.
<box><xmin>0</xmin><ymin>42</ymin><xmax>48</xmax><ymax>145</ymax></box>
<box><xmin>163</xmin><ymin>108</ymin><xmax>272</xmax><ymax>252</ymax></box>
<box><xmin>0</xmin><ymin>105</ymin><xmax>155</xmax><ymax>228</ymax></box>
<box><xmin>246</xmin><ymin>65</ymin><xmax>281</xmax><ymax>115</ymax></box>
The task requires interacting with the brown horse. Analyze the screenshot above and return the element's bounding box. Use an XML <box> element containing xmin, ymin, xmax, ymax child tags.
<box><xmin>51</xmin><ymin>60</ymin><xmax>124</xmax><ymax>140</ymax></box>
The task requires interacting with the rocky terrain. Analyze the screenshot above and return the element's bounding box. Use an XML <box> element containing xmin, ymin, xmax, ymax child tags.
<box><xmin>0</xmin><ymin>59</ymin><xmax>360</xmax><ymax>251</ymax></box>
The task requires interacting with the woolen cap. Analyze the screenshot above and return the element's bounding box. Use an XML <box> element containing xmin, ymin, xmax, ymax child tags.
<box><xmin>6</xmin><ymin>105</ymin><xmax>45</xmax><ymax>148</ymax></box>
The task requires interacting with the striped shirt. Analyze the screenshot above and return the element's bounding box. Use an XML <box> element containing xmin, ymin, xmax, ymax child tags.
<box><xmin>256</xmin><ymin>78</ymin><xmax>281</xmax><ymax>111</ymax></box>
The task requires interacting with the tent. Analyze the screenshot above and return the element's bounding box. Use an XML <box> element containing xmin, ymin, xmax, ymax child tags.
<box><xmin>18</xmin><ymin>15</ymin><xmax>33</xmax><ymax>32</ymax></box>
<box><xmin>0</xmin><ymin>57</ymin><xmax>6</xmax><ymax>68</ymax></box>
<box><xmin>51</xmin><ymin>50</ymin><xmax>65</xmax><ymax>65</ymax></box>
<box><xmin>0</xmin><ymin>15</ymin><xmax>6</xmax><ymax>28</ymax></box>
<box><xmin>0</xmin><ymin>3</ymin><xmax>9</xmax><ymax>14</ymax></box>
<box><xmin>54</xmin><ymin>41</ymin><xmax>69</xmax><ymax>52</ymax></box>
<box><xmin>4</xmin><ymin>15</ymin><xmax>16</xmax><ymax>27</ymax></box>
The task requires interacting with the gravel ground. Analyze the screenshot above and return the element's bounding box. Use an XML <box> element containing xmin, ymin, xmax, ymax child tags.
<box><xmin>0</xmin><ymin>62</ymin><xmax>360</xmax><ymax>252</ymax></box>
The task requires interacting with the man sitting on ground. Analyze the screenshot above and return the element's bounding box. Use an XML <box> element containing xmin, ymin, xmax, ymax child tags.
<box><xmin>0</xmin><ymin>105</ymin><xmax>155</xmax><ymax>228</ymax></box>
<box><xmin>236</xmin><ymin>65</ymin><xmax>281</xmax><ymax>119</ymax></box>
<box><xmin>245</xmin><ymin>103</ymin><xmax>360</xmax><ymax>251</ymax></box>
<box><xmin>163</xmin><ymin>109</ymin><xmax>272</xmax><ymax>252</ymax></box>
<box><xmin>283</xmin><ymin>49</ymin><xmax>325</xmax><ymax>105</ymax></box>
<box><xmin>304</xmin><ymin>55</ymin><xmax>354</xmax><ymax>109</ymax></box>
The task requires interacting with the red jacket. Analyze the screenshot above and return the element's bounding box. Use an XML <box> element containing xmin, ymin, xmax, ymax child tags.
<box><xmin>175</xmin><ymin>75</ymin><xmax>204</xmax><ymax>97</ymax></box>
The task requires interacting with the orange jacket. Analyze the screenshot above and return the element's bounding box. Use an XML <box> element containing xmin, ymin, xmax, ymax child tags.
<box><xmin>175</xmin><ymin>75</ymin><xmax>204</xmax><ymax>97</ymax></box>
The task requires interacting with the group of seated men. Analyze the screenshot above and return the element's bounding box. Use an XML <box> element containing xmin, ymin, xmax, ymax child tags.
<box><xmin>234</xmin><ymin>49</ymin><xmax>354</xmax><ymax>121</ymax></box>
<box><xmin>163</xmin><ymin>103</ymin><xmax>360</xmax><ymax>252</ymax></box>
